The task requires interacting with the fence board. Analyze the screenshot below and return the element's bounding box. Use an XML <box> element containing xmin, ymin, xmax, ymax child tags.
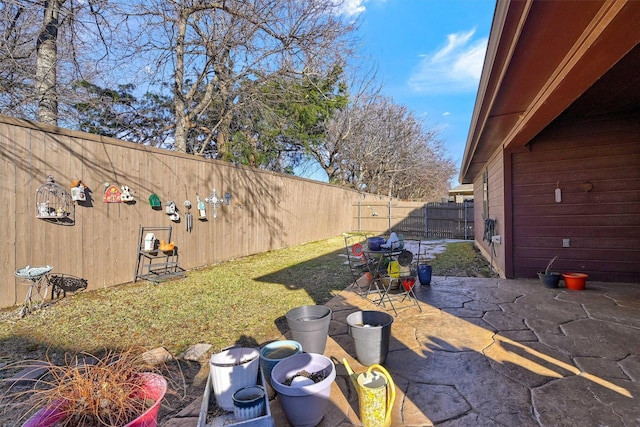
<box><xmin>350</xmin><ymin>201</ymin><xmax>474</xmax><ymax>240</ymax></box>
<box><xmin>0</xmin><ymin>115</ymin><xmax>361</xmax><ymax>308</ymax></box>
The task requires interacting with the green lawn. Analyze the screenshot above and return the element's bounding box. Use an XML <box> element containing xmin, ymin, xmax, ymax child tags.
<box><xmin>0</xmin><ymin>237</ymin><xmax>493</xmax><ymax>362</ymax></box>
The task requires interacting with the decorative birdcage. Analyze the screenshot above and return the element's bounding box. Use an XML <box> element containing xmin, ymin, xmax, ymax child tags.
<box><xmin>35</xmin><ymin>175</ymin><xmax>75</xmax><ymax>225</ymax></box>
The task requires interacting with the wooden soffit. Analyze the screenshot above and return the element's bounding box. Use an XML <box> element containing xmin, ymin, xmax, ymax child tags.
<box><xmin>460</xmin><ymin>0</ymin><xmax>640</xmax><ymax>183</ymax></box>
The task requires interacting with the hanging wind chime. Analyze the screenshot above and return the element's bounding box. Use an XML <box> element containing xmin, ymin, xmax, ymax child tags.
<box><xmin>184</xmin><ymin>200</ymin><xmax>193</xmax><ymax>232</ymax></box>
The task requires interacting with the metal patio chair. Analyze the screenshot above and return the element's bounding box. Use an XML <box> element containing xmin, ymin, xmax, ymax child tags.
<box><xmin>374</xmin><ymin>239</ymin><xmax>423</xmax><ymax>316</ymax></box>
<box><xmin>344</xmin><ymin>234</ymin><xmax>383</xmax><ymax>301</ymax></box>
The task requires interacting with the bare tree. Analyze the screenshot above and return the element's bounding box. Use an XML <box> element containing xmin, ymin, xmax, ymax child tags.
<box><xmin>323</xmin><ymin>93</ymin><xmax>455</xmax><ymax>201</ymax></box>
<box><xmin>1</xmin><ymin>0</ymin><xmax>125</xmax><ymax>125</ymax></box>
<box><xmin>1</xmin><ymin>1</ymin><xmax>39</xmax><ymax>118</ymax></box>
<box><xmin>128</xmin><ymin>0</ymin><xmax>357</xmax><ymax>156</ymax></box>
<box><xmin>35</xmin><ymin>0</ymin><xmax>64</xmax><ymax>125</ymax></box>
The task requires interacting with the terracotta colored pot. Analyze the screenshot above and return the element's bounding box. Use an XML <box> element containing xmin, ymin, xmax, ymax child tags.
<box><xmin>562</xmin><ymin>272</ymin><xmax>588</xmax><ymax>290</ymax></box>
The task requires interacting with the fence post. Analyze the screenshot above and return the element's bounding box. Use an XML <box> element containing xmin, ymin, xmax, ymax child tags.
<box><xmin>464</xmin><ymin>201</ymin><xmax>468</xmax><ymax>240</ymax></box>
<box><xmin>424</xmin><ymin>203</ymin><xmax>428</xmax><ymax>238</ymax></box>
<box><xmin>388</xmin><ymin>201</ymin><xmax>392</xmax><ymax>232</ymax></box>
<box><xmin>357</xmin><ymin>201</ymin><xmax>362</xmax><ymax>232</ymax></box>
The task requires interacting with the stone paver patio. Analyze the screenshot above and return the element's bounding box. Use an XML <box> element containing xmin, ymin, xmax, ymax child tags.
<box><xmin>171</xmin><ymin>276</ymin><xmax>640</xmax><ymax>426</ymax></box>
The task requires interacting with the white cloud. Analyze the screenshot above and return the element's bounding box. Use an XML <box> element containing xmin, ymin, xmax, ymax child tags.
<box><xmin>408</xmin><ymin>29</ymin><xmax>488</xmax><ymax>94</ymax></box>
<box><xmin>332</xmin><ymin>0</ymin><xmax>368</xmax><ymax>16</ymax></box>
<box><xmin>442</xmin><ymin>111</ymin><xmax>451</xmax><ymax>116</ymax></box>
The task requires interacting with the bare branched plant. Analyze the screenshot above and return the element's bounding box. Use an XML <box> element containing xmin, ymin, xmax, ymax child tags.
<box><xmin>2</xmin><ymin>348</ymin><xmax>168</xmax><ymax>427</ymax></box>
<box><xmin>544</xmin><ymin>256</ymin><xmax>558</xmax><ymax>275</ymax></box>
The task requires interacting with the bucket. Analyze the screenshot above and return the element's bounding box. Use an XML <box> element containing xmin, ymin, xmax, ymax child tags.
<box><xmin>286</xmin><ymin>305</ymin><xmax>332</xmax><ymax>354</ymax></box>
<box><xmin>260</xmin><ymin>340</ymin><xmax>303</xmax><ymax>389</ymax></box>
<box><xmin>563</xmin><ymin>272</ymin><xmax>588</xmax><ymax>290</ymax></box>
<box><xmin>346</xmin><ymin>310</ymin><xmax>394</xmax><ymax>365</ymax></box>
<box><xmin>209</xmin><ymin>347</ymin><xmax>260</xmax><ymax>411</ymax></box>
<box><xmin>538</xmin><ymin>272</ymin><xmax>562</xmax><ymax>288</ymax></box>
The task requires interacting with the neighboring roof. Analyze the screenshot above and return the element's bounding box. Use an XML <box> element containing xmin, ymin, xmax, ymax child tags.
<box><xmin>449</xmin><ymin>184</ymin><xmax>474</xmax><ymax>195</ymax></box>
<box><xmin>460</xmin><ymin>0</ymin><xmax>640</xmax><ymax>183</ymax></box>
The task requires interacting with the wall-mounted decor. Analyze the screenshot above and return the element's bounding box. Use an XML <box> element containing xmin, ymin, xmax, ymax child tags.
<box><xmin>205</xmin><ymin>188</ymin><xmax>222</xmax><ymax>219</ymax></box>
<box><xmin>103</xmin><ymin>184</ymin><xmax>122</xmax><ymax>203</ymax></box>
<box><xmin>149</xmin><ymin>193</ymin><xmax>161</xmax><ymax>209</ymax></box>
<box><xmin>184</xmin><ymin>200</ymin><xmax>193</xmax><ymax>232</ymax></box>
<box><xmin>121</xmin><ymin>185</ymin><xmax>135</xmax><ymax>203</ymax></box>
<box><xmin>580</xmin><ymin>182</ymin><xmax>593</xmax><ymax>192</ymax></box>
<box><xmin>165</xmin><ymin>201</ymin><xmax>180</xmax><ymax>222</ymax></box>
<box><xmin>224</xmin><ymin>192</ymin><xmax>232</xmax><ymax>206</ymax></box>
<box><xmin>196</xmin><ymin>194</ymin><xmax>207</xmax><ymax>220</ymax></box>
<box><xmin>35</xmin><ymin>175</ymin><xmax>75</xmax><ymax>225</ymax></box>
<box><xmin>70</xmin><ymin>179</ymin><xmax>87</xmax><ymax>202</ymax></box>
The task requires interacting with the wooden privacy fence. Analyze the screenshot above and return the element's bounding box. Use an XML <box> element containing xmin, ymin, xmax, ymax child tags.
<box><xmin>351</xmin><ymin>200</ymin><xmax>474</xmax><ymax>239</ymax></box>
<box><xmin>0</xmin><ymin>114</ymin><xmax>362</xmax><ymax>309</ymax></box>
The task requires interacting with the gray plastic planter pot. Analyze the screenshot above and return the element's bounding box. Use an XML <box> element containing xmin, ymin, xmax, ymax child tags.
<box><xmin>346</xmin><ymin>310</ymin><xmax>394</xmax><ymax>366</ymax></box>
<box><xmin>285</xmin><ymin>305</ymin><xmax>332</xmax><ymax>354</ymax></box>
<box><xmin>537</xmin><ymin>272</ymin><xmax>562</xmax><ymax>288</ymax></box>
<box><xmin>259</xmin><ymin>340</ymin><xmax>303</xmax><ymax>390</ymax></box>
<box><xmin>270</xmin><ymin>353</ymin><xmax>336</xmax><ymax>427</ymax></box>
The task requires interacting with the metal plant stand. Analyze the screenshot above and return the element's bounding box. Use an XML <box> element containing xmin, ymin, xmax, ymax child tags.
<box><xmin>15</xmin><ymin>265</ymin><xmax>53</xmax><ymax>317</ymax></box>
<box><xmin>134</xmin><ymin>226</ymin><xmax>184</xmax><ymax>283</ymax></box>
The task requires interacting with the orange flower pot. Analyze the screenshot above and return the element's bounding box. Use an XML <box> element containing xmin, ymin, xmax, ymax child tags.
<box><xmin>562</xmin><ymin>272</ymin><xmax>588</xmax><ymax>290</ymax></box>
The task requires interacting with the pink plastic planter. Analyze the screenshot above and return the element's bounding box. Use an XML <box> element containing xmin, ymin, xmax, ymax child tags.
<box><xmin>22</xmin><ymin>372</ymin><xmax>167</xmax><ymax>427</ymax></box>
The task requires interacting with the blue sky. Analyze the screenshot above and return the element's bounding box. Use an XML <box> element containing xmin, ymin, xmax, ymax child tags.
<box><xmin>301</xmin><ymin>0</ymin><xmax>496</xmax><ymax>184</ymax></box>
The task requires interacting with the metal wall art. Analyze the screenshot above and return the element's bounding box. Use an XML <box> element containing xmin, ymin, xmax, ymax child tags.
<box><xmin>205</xmin><ymin>188</ymin><xmax>223</xmax><ymax>219</ymax></box>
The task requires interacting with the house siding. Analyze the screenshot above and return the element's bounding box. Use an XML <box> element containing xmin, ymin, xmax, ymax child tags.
<box><xmin>474</xmin><ymin>149</ymin><xmax>506</xmax><ymax>278</ymax></box>
<box><xmin>511</xmin><ymin>112</ymin><xmax>640</xmax><ymax>282</ymax></box>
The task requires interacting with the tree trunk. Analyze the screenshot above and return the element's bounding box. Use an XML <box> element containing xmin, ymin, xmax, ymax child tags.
<box><xmin>36</xmin><ymin>0</ymin><xmax>63</xmax><ymax>126</ymax></box>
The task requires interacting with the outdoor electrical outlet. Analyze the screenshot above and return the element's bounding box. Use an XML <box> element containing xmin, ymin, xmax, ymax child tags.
<box><xmin>563</xmin><ymin>239</ymin><xmax>571</xmax><ymax>248</ymax></box>
<box><xmin>491</xmin><ymin>235</ymin><xmax>501</xmax><ymax>244</ymax></box>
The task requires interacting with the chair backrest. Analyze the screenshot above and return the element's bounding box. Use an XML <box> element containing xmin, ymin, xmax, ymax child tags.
<box><xmin>344</xmin><ymin>234</ymin><xmax>366</xmax><ymax>258</ymax></box>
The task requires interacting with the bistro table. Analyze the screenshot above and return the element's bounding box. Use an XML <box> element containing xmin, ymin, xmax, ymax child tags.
<box><xmin>362</xmin><ymin>244</ymin><xmax>423</xmax><ymax>316</ymax></box>
<box><xmin>362</xmin><ymin>247</ymin><xmax>404</xmax><ymax>312</ymax></box>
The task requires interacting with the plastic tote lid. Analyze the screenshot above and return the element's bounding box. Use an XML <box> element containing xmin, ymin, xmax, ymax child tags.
<box><xmin>210</xmin><ymin>347</ymin><xmax>259</xmax><ymax>367</ymax></box>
